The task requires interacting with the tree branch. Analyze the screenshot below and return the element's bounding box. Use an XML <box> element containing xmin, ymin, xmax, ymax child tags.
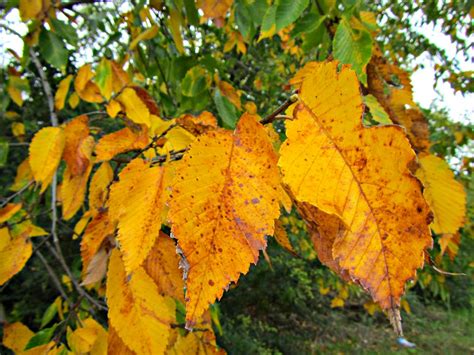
<box><xmin>260</xmin><ymin>94</ymin><xmax>299</xmax><ymax>125</ymax></box>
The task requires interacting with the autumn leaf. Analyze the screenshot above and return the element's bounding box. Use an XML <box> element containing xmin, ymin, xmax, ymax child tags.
<box><xmin>63</xmin><ymin>115</ymin><xmax>91</xmax><ymax>176</ymax></box>
<box><xmin>0</xmin><ymin>235</ymin><xmax>32</xmax><ymax>285</ymax></box>
<box><xmin>94</xmin><ymin>127</ymin><xmax>149</xmax><ymax>161</ymax></box>
<box><xmin>107</xmin><ymin>326</ymin><xmax>134</xmax><ymax>354</ymax></box>
<box><xmin>106</xmin><ymin>100</ymin><xmax>122</xmax><ymax>118</ymax></box>
<box><xmin>10</xmin><ymin>158</ymin><xmax>33</xmax><ymax>191</ymax></box>
<box><xmin>74</xmin><ymin>64</ymin><xmax>103</xmax><ymax>103</ymax></box>
<box><xmin>67</xmin><ymin>318</ymin><xmax>107</xmax><ymax>354</ymax></box>
<box><xmin>415</xmin><ymin>154</ymin><xmax>466</xmax><ymax>234</ymax></box>
<box><xmin>279</xmin><ymin>62</ymin><xmax>432</xmax><ymax>311</ymax></box>
<box><xmin>88</xmin><ymin>162</ymin><xmax>114</xmax><ymax>215</ymax></box>
<box><xmin>108</xmin><ymin>159</ymin><xmax>168</xmax><ymax>273</ymax></box>
<box><xmin>117</xmin><ymin>88</ymin><xmax>151</xmax><ymax>127</ymax></box>
<box><xmin>106</xmin><ymin>249</ymin><xmax>175</xmax><ymax>354</ymax></box>
<box><xmin>54</xmin><ymin>75</ymin><xmax>73</xmax><ymax>110</ymax></box>
<box><xmin>143</xmin><ymin>232</ymin><xmax>184</xmax><ymax>302</ymax></box>
<box><xmin>169</xmin><ymin>113</ymin><xmax>281</xmax><ymax>325</ymax></box>
<box><xmin>29</xmin><ymin>126</ymin><xmax>66</xmax><ymax>193</ymax></box>
<box><xmin>273</xmin><ymin>220</ymin><xmax>295</xmax><ymax>254</ymax></box>
<box><xmin>2</xmin><ymin>322</ymin><xmax>34</xmax><ymax>353</ymax></box>
<box><xmin>0</xmin><ymin>203</ymin><xmax>22</xmax><ymax>223</ymax></box>
<box><xmin>197</xmin><ymin>0</ymin><xmax>233</xmax><ymax>24</ymax></box>
<box><xmin>176</xmin><ymin>111</ymin><xmax>218</xmax><ymax>135</ymax></box>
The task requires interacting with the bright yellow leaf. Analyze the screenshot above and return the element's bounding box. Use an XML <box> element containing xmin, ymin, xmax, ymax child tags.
<box><xmin>88</xmin><ymin>162</ymin><xmax>113</xmax><ymax>215</ymax></box>
<box><xmin>2</xmin><ymin>322</ymin><xmax>34</xmax><ymax>353</ymax></box>
<box><xmin>68</xmin><ymin>92</ymin><xmax>80</xmax><ymax>109</ymax></box>
<box><xmin>54</xmin><ymin>75</ymin><xmax>73</xmax><ymax>110</ymax></box>
<box><xmin>29</xmin><ymin>126</ymin><xmax>66</xmax><ymax>193</ymax></box>
<box><xmin>63</xmin><ymin>115</ymin><xmax>91</xmax><ymax>176</ymax></box>
<box><xmin>61</xmin><ymin>163</ymin><xmax>92</xmax><ymax>220</ymax></box>
<box><xmin>106</xmin><ymin>100</ymin><xmax>121</xmax><ymax>118</ymax></box>
<box><xmin>95</xmin><ymin>127</ymin><xmax>149</xmax><ymax>161</ymax></box>
<box><xmin>279</xmin><ymin>62</ymin><xmax>432</xmax><ymax>311</ymax></box>
<box><xmin>169</xmin><ymin>113</ymin><xmax>281</xmax><ymax>325</ymax></box>
<box><xmin>129</xmin><ymin>25</ymin><xmax>159</xmax><ymax>50</ymax></box>
<box><xmin>117</xmin><ymin>88</ymin><xmax>151</xmax><ymax>127</ymax></box>
<box><xmin>11</xmin><ymin>158</ymin><xmax>33</xmax><ymax>192</ymax></box>
<box><xmin>0</xmin><ymin>236</ymin><xmax>32</xmax><ymax>285</ymax></box>
<box><xmin>416</xmin><ymin>154</ymin><xmax>466</xmax><ymax>234</ymax></box>
<box><xmin>106</xmin><ymin>250</ymin><xmax>175</xmax><ymax>354</ymax></box>
<box><xmin>12</xmin><ymin>122</ymin><xmax>26</xmax><ymax>138</ymax></box>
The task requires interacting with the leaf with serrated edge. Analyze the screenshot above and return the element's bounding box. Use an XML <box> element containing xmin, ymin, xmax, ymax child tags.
<box><xmin>0</xmin><ymin>236</ymin><xmax>32</xmax><ymax>285</ymax></box>
<box><xmin>278</xmin><ymin>62</ymin><xmax>432</xmax><ymax>311</ymax></box>
<box><xmin>108</xmin><ymin>159</ymin><xmax>167</xmax><ymax>273</ymax></box>
<box><xmin>169</xmin><ymin>113</ymin><xmax>281</xmax><ymax>325</ymax></box>
<box><xmin>106</xmin><ymin>250</ymin><xmax>175</xmax><ymax>354</ymax></box>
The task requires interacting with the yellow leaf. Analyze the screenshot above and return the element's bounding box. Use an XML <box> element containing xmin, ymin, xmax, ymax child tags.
<box><xmin>0</xmin><ymin>236</ymin><xmax>32</xmax><ymax>285</ymax></box>
<box><xmin>117</xmin><ymin>88</ymin><xmax>151</xmax><ymax>127</ymax></box>
<box><xmin>73</xmin><ymin>211</ymin><xmax>92</xmax><ymax>238</ymax></box>
<box><xmin>107</xmin><ymin>326</ymin><xmax>134</xmax><ymax>355</ymax></box>
<box><xmin>11</xmin><ymin>220</ymin><xmax>48</xmax><ymax>238</ymax></box>
<box><xmin>439</xmin><ymin>233</ymin><xmax>460</xmax><ymax>260</ymax></box>
<box><xmin>106</xmin><ymin>249</ymin><xmax>175</xmax><ymax>354</ymax></box>
<box><xmin>111</xmin><ymin>61</ymin><xmax>131</xmax><ymax>94</ymax></box>
<box><xmin>74</xmin><ymin>65</ymin><xmax>103</xmax><ymax>103</ymax></box>
<box><xmin>330</xmin><ymin>297</ymin><xmax>345</xmax><ymax>308</ymax></box>
<box><xmin>129</xmin><ymin>25</ymin><xmax>159</xmax><ymax>50</ymax></box>
<box><xmin>106</xmin><ymin>99</ymin><xmax>121</xmax><ymax>118</ymax></box>
<box><xmin>216</xmin><ymin>79</ymin><xmax>241</xmax><ymax>109</ymax></box>
<box><xmin>109</xmin><ymin>159</ymin><xmax>167</xmax><ymax>273</ymax></box>
<box><xmin>95</xmin><ymin>127</ymin><xmax>149</xmax><ymax>161</ymax></box>
<box><xmin>54</xmin><ymin>75</ymin><xmax>73</xmax><ymax>110</ymax></box>
<box><xmin>95</xmin><ymin>58</ymin><xmax>113</xmax><ymax>100</ymax></box>
<box><xmin>0</xmin><ymin>203</ymin><xmax>22</xmax><ymax>223</ymax></box>
<box><xmin>81</xmin><ymin>211</ymin><xmax>115</xmax><ymax>274</ymax></box>
<box><xmin>19</xmin><ymin>0</ymin><xmax>43</xmax><ymax>21</ymax></box>
<box><xmin>10</xmin><ymin>158</ymin><xmax>33</xmax><ymax>192</ymax></box>
<box><xmin>63</xmin><ymin>115</ymin><xmax>91</xmax><ymax>176</ymax></box>
<box><xmin>273</xmin><ymin>220</ymin><xmax>294</xmax><ymax>253</ymax></box>
<box><xmin>416</xmin><ymin>154</ymin><xmax>466</xmax><ymax>234</ymax></box>
<box><xmin>0</xmin><ymin>228</ymin><xmax>11</xmax><ymax>251</ymax></box>
<box><xmin>88</xmin><ymin>162</ymin><xmax>114</xmax><ymax>215</ymax></box>
<box><xmin>2</xmin><ymin>322</ymin><xmax>34</xmax><ymax>353</ymax></box>
<box><xmin>169</xmin><ymin>113</ymin><xmax>281</xmax><ymax>325</ymax></box>
<box><xmin>363</xmin><ymin>300</ymin><xmax>381</xmax><ymax>315</ymax></box>
<box><xmin>61</xmin><ymin>162</ymin><xmax>92</xmax><ymax>220</ymax></box>
<box><xmin>244</xmin><ymin>101</ymin><xmax>257</xmax><ymax>114</ymax></box>
<box><xmin>29</xmin><ymin>127</ymin><xmax>66</xmax><ymax>193</ymax></box>
<box><xmin>279</xmin><ymin>62</ymin><xmax>432</xmax><ymax>311</ymax></box>
<box><xmin>68</xmin><ymin>318</ymin><xmax>107</xmax><ymax>354</ymax></box>
<box><xmin>143</xmin><ymin>231</ymin><xmax>184</xmax><ymax>302</ymax></box>
<box><xmin>12</xmin><ymin>122</ymin><xmax>26</xmax><ymax>138</ymax></box>
<box><xmin>258</xmin><ymin>23</ymin><xmax>276</xmax><ymax>42</ymax></box>
<box><xmin>68</xmin><ymin>92</ymin><xmax>80</xmax><ymax>109</ymax></box>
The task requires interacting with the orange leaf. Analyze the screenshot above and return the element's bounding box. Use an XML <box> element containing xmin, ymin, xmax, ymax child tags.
<box><xmin>2</xmin><ymin>322</ymin><xmax>34</xmax><ymax>353</ymax></box>
<box><xmin>63</xmin><ymin>115</ymin><xmax>91</xmax><ymax>176</ymax></box>
<box><xmin>0</xmin><ymin>203</ymin><xmax>22</xmax><ymax>223</ymax></box>
<box><xmin>169</xmin><ymin>113</ymin><xmax>281</xmax><ymax>325</ymax></box>
<box><xmin>88</xmin><ymin>162</ymin><xmax>113</xmax><ymax>215</ymax></box>
<box><xmin>95</xmin><ymin>127</ymin><xmax>149</xmax><ymax>161</ymax></box>
<box><xmin>279</xmin><ymin>62</ymin><xmax>432</xmax><ymax>311</ymax></box>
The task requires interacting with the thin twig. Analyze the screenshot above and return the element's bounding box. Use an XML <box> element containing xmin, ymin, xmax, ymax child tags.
<box><xmin>36</xmin><ymin>250</ymin><xmax>71</xmax><ymax>305</ymax></box>
<box><xmin>0</xmin><ymin>181</ymin><xmax>34</xmax><ymax>208</ymax></box>
<box><xmin>260</xmin><ymin>94</ymin><xmax>299</xmax><ymax>125</ymax></box>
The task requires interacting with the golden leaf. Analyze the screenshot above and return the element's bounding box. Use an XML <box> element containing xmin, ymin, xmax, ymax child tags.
<box><xmin>19</xmin><ymin>0</ymin><xmax>43</xmax><ymax>21</ymax></box>
<box><xmin>273</xmin><ymin>220</ymin><xmax>294</xmax><ymax>253</ymax></box>
<box><xmin>95</xmin><ymin>127</ymin><xmax>149</xmax><ymax>161</ymax></box>
<box><xmin>2</xmin><ymin>322</ymin><xmax>34</xmax><ymax>353</ymax></box>
<box><xmin>279</xmin><ymin>62</ymin><xmax>432</xmax><ymax>310</ymax></box>
<box><xmin>106</xmin><ymin>250</ymin><xmax>175</xmax><ymax>354</ymax></box>
<box><xmin>169</xmin><ymin>113</ymin><xmax>281</xmax><ymax>325</ymax></box>
<box><xmin>117</xmin><ymin>88</ymin><xmax>151</xmax><ymax>127</ymax></box>
<box><xmin>88</xmin><ymin>162</ymin><xmax>113</xmax><ymax>215</ymax></box>
<box><xmin>54</xmin><ymin>75</ymin><xmax>73</xmax><ymax>110</ymax></box>
<box><xmin>0</xmin><ymin>235</ymin><xmax>32</xmax><ymax>285</ymax></box>
<box><xmin>29</xmin><ymin>126</ymin><xmax>66</xmax><ymax>193</ymax></box>
<box><xmin>69</xmin><ymin>92</ymin><xmax>80</xmax><ymax>109</ymax></box>
<box><xmin>74</xmin><ymin>65</ymin><xmax>103</xmax><ymax>103</ymax></box>
<box><xmin>143</xmin><ymin>232</ymin><xmax>184</xmax><ymax>302</ymax></box>
<box><xmin>0</xmin><ymin>227</ymin><xmax>11</xmax><ymax>251</ymax></box>
<box><xmin>63</xmin><ymin>115</ymin><xmax>91</xmax><ymax>176</ymax></box>
<box><xmin>415</xmin><ymin>154</ymin><xmax>466</xmax><ymax>234</ymax></box>
<box><xmin>68</xmin><ymin>318</ymin><xmax>107</xmax><ymax>354</ymax></box>
<box><xmin>111</xmin><ymin>61</ymin><xmax>131</xmax><ymax>94</ymax></box>
<box><xmin>216</xmin><ymin>79</ymin><xmax>242</xmax><ymax>110</ymax></box>
<box><xmin>0</xmin><ymin>203</ymin><xmax>22</xmax><ymax>223</ymax></box>
<box><xmin>12</xmin><ymin>122</ymin><xmax>26</xmax><ymax>138</ymax></box>
<box><xmin>106</xmin><ymin>99</ymin><xmax>122</xmax><ymax>118</ymax></box>
<box><xmin>81</xmin><ymin>211</ymin><xmax>115</xmax><ymax>273</ymax></box>
<box><xmin>176</xmin><ymin>111</ymin><xmax>218</xmax><ymax>135</ymax></box>
<box><xmin>129</xmin><ymin>25</ymin><xmax>159</xmax><ymax>50</ymax></box>
<box><xmin>10</xmin><ymin>158</ymin><xmax>33</xmax><ymax>192</ymax></box>
<box><xmin>108</xmin><ymin>159</ymin><xmax>167</xmax><ymax>273</ymax></box>
<box><xmin>107</xmin><ymin>326</ymin><xmax>135</xmax><ymax>354</ymax></box>
<box><xmin>197</xmin><ymin>0</ymin><xmax>232</xmax><ymax>21</ymax></box>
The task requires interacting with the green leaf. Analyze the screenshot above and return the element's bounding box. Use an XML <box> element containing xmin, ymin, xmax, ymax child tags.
<box><xmin>24</xmin><ymin>323</ymin><xmax>58</xmax><ymax>350</ymax></box>
<box><xmin>291</xmin><ymin>12</ymin><xmax>326</xmax><ymax>37</ymax></box>
<box><xmin>0</xmin><ymin>138</ymin><xmax>9</xmax><ymax>167</ymax></box>
<box><xmin>95</xmin><ymin>57</ymin><xmax>112</xmax><ymax>98</ymax></box>
<box><xmin>235</xmin><ymin>1</ymin><xmax>255</xmax><ymax>41</ymax></box>
<box><xmin>363</xmin><ymin>94</ymin><xmax>392</xmax><ymax>125</ymax></box>
<box><xmin>181</xmin><ymin>66</ymin><xmax>210</xmax><ymax>97</ymax></box>
<box><xmin>213</xmin><ymin>89</ymin><xmax>238</xmax><ymax>129</ymax></box>
<box><xmin>333</xmin><ymin>17</ymin><xmax>373</xmax><ymax>84</ymax></box>
<box><xmin>184</xmin><ymin>0</ymin><xmax>199</xmax><ymax>26</ymax></box>
<box><xmin>50</xmin><ymin>18</ymin><xmax>78</xmax><ymax>46</ymax></box>
<box><xmin>275</xmin><ymin>0</ymin><xmax>310</xmax><ymax>31</ymax></box>
<box><xmin>39</xmin><ymin>29</ymin><xmax>69</xmax><ymax>72</ymax></box>
<box><xmin>40</xmin><ymin>301</ymin><xmax>58</xmax><ymax>329</ymax></box>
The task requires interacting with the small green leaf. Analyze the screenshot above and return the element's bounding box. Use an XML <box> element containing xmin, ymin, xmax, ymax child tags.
<box><xmin>363</xmin><ymin>94</ymin><xmax>392</xmax><ymax>125</ymax></box>
<box><xmin>24</xmin><ymin>323</ymin><xmax>58</xmax><ymax>350</ymax></box>
<box><xmin>184</xmin><ymin>0</ymin><xmax>199</xmax><ymax>26</ymax></box>
<box><xmin>181</xmin><ymin>66</ymin><xmax>210</xmax><ymax>97</ymax></box>
<box><xmin>235</xmin><ymin>1</ymin><xmax>255</xmax><ymax>41</ymax></box>
<box><xmin>40</xmin><ymin>301</ymin><xmax>58</xmax><ymax>329</ymax></box>
<box><xmin>333</xmin><ymin>17</ymin><xmax>373</xmax><ymax>84</ymax></box>
<box><xmin>39</xmin><ymin>29</ymin><xmax>69</xmax><ymax>72</ymax></box>
<box><xmin>275</xmin><ymin>0</ymin><xmax>310</xmax><ymax>31</ymax></box>
<box><xmin>213</xmin><ymin>89</ymin><xmax>238</xmax><ymax>129</ymax></box>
